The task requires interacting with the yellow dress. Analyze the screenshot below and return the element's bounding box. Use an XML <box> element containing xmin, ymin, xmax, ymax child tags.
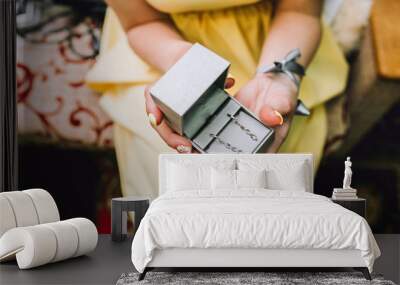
<box><xmin>86</xmin><ymin>0</ymin><xmax>348</xmax><ymax>199</ymax></box>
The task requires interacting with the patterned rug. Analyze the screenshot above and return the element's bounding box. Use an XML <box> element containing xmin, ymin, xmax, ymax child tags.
<box><xmin>116</xmin><ymin>271</ymin><xmax>395</xmax><ymax>285</ymax></box>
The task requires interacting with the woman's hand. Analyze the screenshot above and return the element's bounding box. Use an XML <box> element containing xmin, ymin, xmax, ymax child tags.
<box><xmin>235</xmin><ymin>73</ymin><xmax>299</xmax><ymax>152</ymax></box>
<box><xmin>145</xmin><ymin>78</ymin><xmax>235</xmax><ymax>153</ymax></box>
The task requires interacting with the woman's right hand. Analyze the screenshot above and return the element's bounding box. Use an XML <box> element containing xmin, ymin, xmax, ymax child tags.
<box><xmin>144</xmin><ymin>77</ymin><xmax>235</xmax><ymax>153</ymax></box>
<box><xmin>144</xmin><ymin>84</ymin><xmax>193</xmax><ymax>153</ymax></box>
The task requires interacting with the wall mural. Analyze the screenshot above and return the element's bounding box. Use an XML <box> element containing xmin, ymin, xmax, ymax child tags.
<box><xmin>16</xmin><ymin>0</ymin><xmax>120</xmax><ymax>234</ymax></box>
<box><xmin>15</xmin><ymin>0</ymin><xmax>399</xmax><ymax>234</ymax></box>
<box><xmin>16</xmin><ymin>0</ymin><xmax>113</xmax><ymax>147</ymax></box>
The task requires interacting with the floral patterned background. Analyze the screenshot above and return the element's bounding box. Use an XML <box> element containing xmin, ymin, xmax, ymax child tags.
<box><xmin>16</xmin><ymin>1</ymin><xmax>113</xmax><ymax>147</ymax></box>
<box><xmin>16</xmin><ymin>1</ymin><xmax>120</xmax><ymax>234</ymax></box>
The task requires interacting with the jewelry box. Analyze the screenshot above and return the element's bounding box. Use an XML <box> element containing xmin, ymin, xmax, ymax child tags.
<box><xmin>150</xmin><ymin>43</ymin><xmax>274</xmax><ymax>153</ymax></box>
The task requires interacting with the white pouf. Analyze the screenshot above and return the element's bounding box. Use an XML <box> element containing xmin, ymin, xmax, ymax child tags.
<box><xmin>0</xmin><ymin>226</ymin><xmax>57</xmax><ymax>269</ymax></box>
<box><xmin>0</xmin><ymin>219</ymin><xmax>98</xmax><ymax>269</ymax></box>
<box><xmin>66</xmin><ymin>218</ymin><xmax>98</xmax><ymax>257</ymax></box>
<box><xmin>24</xmin><ymin>189</ymin><xmax>60</xmax><ymax>224</ymax></box>
<box><xmin>0</xmin><ymin>189</ymin><xmax>98</xmax><ymax>269</ymax></box>
<box><xmin>42</xmin><ymin>221</ymin><xmax>79</xmax><ymax>262</ymax></box>
<box><xmin>0</xmin><ymin>196</ymin><xmax>17</xmax><ymax>237</ymax></box>
<box><xmin>1</xmin><ymin>191</ymin><xmax>39</xmax><ymax>227</ymax></box>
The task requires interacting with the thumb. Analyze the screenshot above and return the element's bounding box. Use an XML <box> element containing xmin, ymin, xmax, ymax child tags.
<box><xmin>259</xmin><ymin>105</ymin><xmax>284</xmax><ymax>127</ymax></box>
<box><xmin>145</xmin><ymin>85</ymin><xmax>163</xmax><ymax>127</ymax></box>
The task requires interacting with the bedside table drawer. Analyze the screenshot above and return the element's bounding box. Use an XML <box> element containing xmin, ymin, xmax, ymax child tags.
<box><xmin>331</xmin><ymin>198</ymin><xmax>366</xmax><ymax>218</ymax></box>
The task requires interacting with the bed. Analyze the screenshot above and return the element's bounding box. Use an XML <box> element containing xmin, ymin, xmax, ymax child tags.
<box><xmin>131</xmin><ymin>154</ymin><xmax>380</xmax><ymax>281</ymax></box>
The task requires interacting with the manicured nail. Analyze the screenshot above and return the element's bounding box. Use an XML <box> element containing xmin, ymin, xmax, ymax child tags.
<box><xmin>177</xmin><ymin>145</ymin><xmax>192</xmax><ymax>153</ymax></box>
<box><xmin>148</xmin><ymin>113</ymin><xmax>157</xmax><ymax>128</ymax></box>
<box><xmin>225</xmin><ymin>77</ymin><xmax>235</xmax><ymax>87</ymax></box>
<box><xmin>274</xmin><ymin>110</ymin><xmax>284</xmax><ymax>125</ymax></box>
<box><xmin>225</xmin><ymin>73</ymin><xmax>235</xmax><ymax>88</ymax></box>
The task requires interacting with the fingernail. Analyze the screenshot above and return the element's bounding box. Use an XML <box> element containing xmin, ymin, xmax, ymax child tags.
<box><xmin>274</xmin><ymin>110</ymin><xmax>284</xmax><ymax>125</ymax></box>
<box><xmin>177</xmin><ymin>145</ymin><xmax>192</xmax><ymax>153</ymax></box>
<box><xmin>225</xmin><ymin>73</ymin><xmax>235</xmax><ymax>88</ymax></box>
<box><xmin>148</xmin><ymin>113</ymin><xmax>157</xmax><ymax>128</ymax></box>
<box><xmin>224</xmin><ymin>78</ymin><xmax>235</xmax><ymax>88</ymax></box>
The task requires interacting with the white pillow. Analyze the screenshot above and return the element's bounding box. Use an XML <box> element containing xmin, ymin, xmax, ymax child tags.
<box><xmin>237</xmin><ymin>159</ymin><xmax>308</xmax><ymax>191</ymax></box>
<box><xmin>167</xmin><ymin>163</ymin><xmax>210</xmax><ymax>191</ymax></box>
<box><xmin>167</xmin><ymin>159</ymin><xmax>235</xmax><ymax>191</ymax></box>
<box><xmin>211</xmin><ymin>169</ymin><xmax>267</xmax><ymax>190</ymax></box>
<box><xmin>236</xmin><ymin>169</ymin><xmax>267</xmax><ymax>189</ymax></box>
<box><xmin>266</xmin><ymin>166</ymin><xmax>307</xmax><ymax>191</ymax></box>
<box><xmin>211</xmin><ymin>168</ymin><xmax>236</xmax><ymax>190</ymax></box>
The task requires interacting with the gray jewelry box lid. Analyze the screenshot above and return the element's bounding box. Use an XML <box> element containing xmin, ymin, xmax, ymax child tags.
<box><xmin>150</xmin><ymin>43</ymin><xmax>230</xmax><ymax>136</ymax></box>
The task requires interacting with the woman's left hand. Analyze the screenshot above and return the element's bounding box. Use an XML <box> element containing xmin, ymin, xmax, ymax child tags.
<box><xmin>235</xmin><ymin>72</ymin><xmax>299</xmax><ymax>152</ymax></box>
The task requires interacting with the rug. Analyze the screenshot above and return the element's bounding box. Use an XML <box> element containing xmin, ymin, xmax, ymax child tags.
<box><xmin>116</xmin><ymin>272</ymin><xmax>396</xmax><ymax>285</ymax></box>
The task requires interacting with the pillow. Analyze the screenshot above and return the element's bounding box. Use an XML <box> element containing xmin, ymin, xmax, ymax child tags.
<box><xmin>167</xmin><ymin>159</ymin><xmax>235</xmax><ymax>191</ymax></box>
<box><xmin>266</xmin><ymin>166</ymin><xmax>307</xmax><ymax>191</ymax></box>
<box><xmin>237</xmin><ymin>159</ymin><xmax>309</xmax><ymax>191</ymax></box>
<box><xmin>167</xmin><ymin>163</ymin><xmax>210</xmax><ymax>191</ymax></box>
<box><xmin>211</xmin><ymin>168</ymin><xmax>236</xmax><ymax>190</ymax></box>
<box><xmin>236</xmin><ymin>169</ymin><xmax>267</xmax><ymax>189</ymax></box>
<box><xmin>211</xmin><ymin>169</ymin><xmax>267</xmax><ymax>190</ymax></box>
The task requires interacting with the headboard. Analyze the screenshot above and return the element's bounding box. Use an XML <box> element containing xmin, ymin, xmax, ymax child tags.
<box><xmin>159</xmin><ymin>154</ymin><xmax>314</xmax><ymax>195</ymax></box>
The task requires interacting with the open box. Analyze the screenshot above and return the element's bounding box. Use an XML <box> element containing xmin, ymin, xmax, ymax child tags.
<box><xmin>150</xmin><ymin>43</ymin><xmax>274</xmax><ymax>153</ymax></box>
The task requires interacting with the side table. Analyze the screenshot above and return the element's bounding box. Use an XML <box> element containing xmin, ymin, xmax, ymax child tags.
<box><xmin>331</xmin><ymin>198</ymin><xmax>366</xmax><ymax>218</ymax></box>
<box><xmin>111</xmin><ymin>197</ymin><xmax>149</xmax><ymax>242</ymax></box>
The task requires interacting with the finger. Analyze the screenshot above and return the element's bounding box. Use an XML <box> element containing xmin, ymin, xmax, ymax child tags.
<box><xmin>144</xmin><ymin>86</ymin><xmax>163</xmax><ymax>127</ymax></box>
<box><xmin>265</xmin><ymin>95</ymin><xmax>295</xmax><ymax>116</ymax></box>
<box><xmin>156</xmin><ymin>120</ymin><xmax>193</xmax><ymax>153</ymax></box>
<box><xmin>266</xmin><ymin>130</ymin><xmax>285</xmax><ymax>153</ymax></box>
<box><xmin>266</xmin><ymin>121</ymin><xmax>291</xmax><ymax>153</ymax></box>
<box><xmin>224</xmin><ymin>77</ymin><xmax>235</xmax><ymax>89</ymax></box>
<box><xmin>259</xmin><ymin>105</ymin><xmax>284</xmax><ymax>127</ymax></box>
<box><xmin>235</xmin><ymin>86</ymin><xmax>256</xmax><ymax>110</ymax></box>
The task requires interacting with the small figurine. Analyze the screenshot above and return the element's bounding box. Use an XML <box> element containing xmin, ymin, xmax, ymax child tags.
<box><xmin>332</xmin><ymin>157</ymin><xmax>357</xmax><ymax>199</ymax></box>
<box><xmin>343</xmin><ymin>157</ymin><xmax>353</xmax><ymax>189</ymax></box>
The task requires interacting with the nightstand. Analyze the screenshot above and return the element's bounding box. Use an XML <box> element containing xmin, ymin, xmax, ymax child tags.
<box><xmin>111</xmin><ymin>197</ymin><xmax>150</xmax><ymax>242</ymax></box>
<box><xmin>331</xmin><ymin>198</ymin><xmax>366</xmax><ymax>218</ymax></box>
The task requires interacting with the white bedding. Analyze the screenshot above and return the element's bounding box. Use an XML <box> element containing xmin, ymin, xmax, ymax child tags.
<box><xmin>131</xmin><ymin>190</ymin><xmax>380</xmax><ymax>273</ymax></box>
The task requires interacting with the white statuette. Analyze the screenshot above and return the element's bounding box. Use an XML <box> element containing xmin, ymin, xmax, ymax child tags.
<box><xmin>332</xmin><ymin>157</ymin><xmax>358</xmax><ymax>199</ymax></box>
<box><xmin>343</xmin><ymin>157</ymin><xmax>353</xmax><ymax>190</ymax></box>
